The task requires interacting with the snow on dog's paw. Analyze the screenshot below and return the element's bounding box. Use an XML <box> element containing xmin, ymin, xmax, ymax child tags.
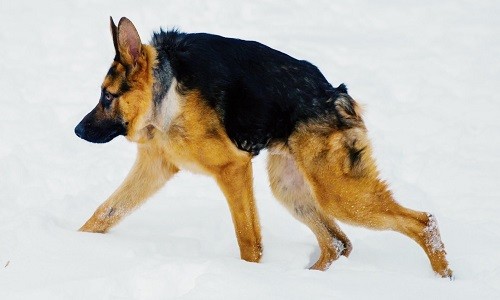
<box><xmin>441</xmin><ymin>268</ymin><xmax>454</xmax><ymax>281</ymax></box>
<box><xmin>332</xmin><ymin>238</ymin><xmax>352</xmax><ymax>258</ymax></box>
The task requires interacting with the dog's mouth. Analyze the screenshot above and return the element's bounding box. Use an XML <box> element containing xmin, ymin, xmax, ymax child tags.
<box><xmin>75</xmin><ymin>119</ymin><xmax>127</xmax><ymax>144</ymax></box>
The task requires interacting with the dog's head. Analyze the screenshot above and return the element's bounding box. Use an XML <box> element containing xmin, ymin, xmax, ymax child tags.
<box><xmin>75</xmin><ymin>17</ymin><xmax>156</xmax><ymax>143</ymax></box>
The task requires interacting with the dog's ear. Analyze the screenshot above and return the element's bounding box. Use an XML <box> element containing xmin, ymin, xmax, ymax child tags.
<box><xmin>110</xmin><ymin>16</ymin><xmax>119</xmax><ymax>60</ymax></box>
<box><xmin>117</xmin><ymin>17</ymin><xmax>142</xmax><ymax>66</ymax></box>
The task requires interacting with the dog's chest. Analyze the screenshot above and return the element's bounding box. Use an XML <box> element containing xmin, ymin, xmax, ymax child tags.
<box><xmin>153</xmin><ymin>106</ymin><xmax>240</xmax><ymax>175</ymax></box>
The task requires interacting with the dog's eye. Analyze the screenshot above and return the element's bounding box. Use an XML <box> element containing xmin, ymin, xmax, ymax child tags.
<box><xmin>105</xmin><ymin>91</ymin><xmax>114</xmax><ymax>101</ymax></box>
<box><xmin>101</xmin><ymin>90</ymin><xmax>116</xmax><ymax>108</ymax></box>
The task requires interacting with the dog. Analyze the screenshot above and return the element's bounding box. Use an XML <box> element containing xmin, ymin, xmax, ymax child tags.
<box><xmin>75</xmin><ymin>17</ymin><xmax>452</xmax><ymax>278</ymax></box>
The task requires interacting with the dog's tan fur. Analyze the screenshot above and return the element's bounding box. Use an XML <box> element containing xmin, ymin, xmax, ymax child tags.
<box><xmin>80</xmin><ymin>17</ymin><xmax>451</xmax><ymax>277</ymax></box>
<box><xmin>80</xmin><ymin>83</ymin><xmax>263</xmax><ymax>262</ymax></box>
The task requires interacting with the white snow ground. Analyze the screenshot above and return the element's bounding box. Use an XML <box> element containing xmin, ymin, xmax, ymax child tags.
<box><xmin>1</xmin><ymin>0</ymin><xmax>499</xmax><ymax>299</ymax></box>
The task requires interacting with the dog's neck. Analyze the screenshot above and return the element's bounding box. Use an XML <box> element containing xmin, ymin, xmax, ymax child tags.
<box><xmin>150</xmin><ymin>78</ymin><xmax>182</xmax><ymax>133</ymax></box>
<box><xmin>147</xmin><ymin>46</ymin><xmax>180</xmax><ymax>133</ymax></box>
<box><xmin>152</xmin><ymin>51</ymin><xmax>174</xmax><ymax>109</ymax></box>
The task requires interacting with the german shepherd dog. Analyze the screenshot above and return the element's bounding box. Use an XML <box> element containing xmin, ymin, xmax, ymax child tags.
<box><xmin>75</xmin><ymin>17</ymin><xmax>452</xmax><ymax>278</ymax></box>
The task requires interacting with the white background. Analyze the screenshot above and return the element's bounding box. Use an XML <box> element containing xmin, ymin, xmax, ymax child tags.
<box><xmin>0</xmin><ymin>0</ymin><xmax>499</xmax><ymax>298</ymax></box>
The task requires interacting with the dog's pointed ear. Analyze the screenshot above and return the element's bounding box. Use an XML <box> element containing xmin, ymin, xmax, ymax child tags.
<box><xmin>110</xmin><ymin>16</ymin><xmax>119</xmax><ymax>60</ymax></box>
<box><xmin>117</xmin><ymin>17</ymin><xmax>142</xmax><ymax>66</ymax></box>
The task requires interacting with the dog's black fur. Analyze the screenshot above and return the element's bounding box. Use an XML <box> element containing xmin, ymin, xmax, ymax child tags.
<box><xmin>151</xmin><ymin>30</ymin><xmax>353</xmax><ymax>155</ymax></box>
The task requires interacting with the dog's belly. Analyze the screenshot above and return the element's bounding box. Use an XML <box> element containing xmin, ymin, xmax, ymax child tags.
<box><xmin>172</xmin><ymin>158</ymin><xmax>210</xmax><ymax>175</ymax></box>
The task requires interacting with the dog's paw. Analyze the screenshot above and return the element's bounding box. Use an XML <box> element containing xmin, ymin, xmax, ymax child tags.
<box><xmin>438</xmin><ymin>268</ymin><xmax>454</xmax><ymax>280</ymax></box>
<box><xmin>78</xmin><ymin>225</ymin><xmax>107</xmax><ymax>233</ymax></box>
<box><xmin>78</xmin><ymin>217</ymin><xmax>111</xmax><ymax>233</ymax></box>
<box><xmin>333</xmin><ymin>238</ymin><xmax>352</xmax><ymax>258</ymax></box>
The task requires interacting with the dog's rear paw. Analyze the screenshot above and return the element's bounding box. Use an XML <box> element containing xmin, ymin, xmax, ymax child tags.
<box><xmin>333</xmin><ymin>238</ymin><xmax>352</xmax><ymax>258</ymax></box>
<box><xmin>438</xmin><ymin>268</ymin><xmax>454</xmax><ymax>280</ymax></box>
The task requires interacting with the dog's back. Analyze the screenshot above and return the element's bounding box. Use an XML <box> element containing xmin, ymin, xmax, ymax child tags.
<box><xmin>151</xmin><ymin>30</ymin><xmax>355</xmax><ymax>154</ymax></box>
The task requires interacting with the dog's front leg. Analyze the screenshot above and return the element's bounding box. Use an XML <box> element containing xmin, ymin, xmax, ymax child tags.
<box><xmin>79</xmin><ymin>145</ymin><xmax>178</xmax><ymax>233</ymax></box>
<box><xmin>215</xmin><ymin>160</ymin><xmax>262</xmax><ymax>263</ymax></box>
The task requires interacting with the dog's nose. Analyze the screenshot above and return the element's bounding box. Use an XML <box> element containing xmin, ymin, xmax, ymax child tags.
<box><xmin>74</xmin><ymin>123</ymin><xmax>85</xmax><ymax>138</ymax></box>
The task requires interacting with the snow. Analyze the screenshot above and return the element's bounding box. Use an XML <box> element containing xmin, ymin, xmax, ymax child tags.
<box><xmin>424</xmin><ymin>213</ymin><xmax>445</xmax><ymax>254</ymax></box>
<box><xmin>1</xmin><ymin>0</ymin><xmax>499</xmax><ymax>298</ymax></box>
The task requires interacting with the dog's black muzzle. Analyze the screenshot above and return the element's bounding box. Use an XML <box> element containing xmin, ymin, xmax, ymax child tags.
<box><xmin>75</xmin><ymin>107</ymin><xmax>126</xmax><ymax>144</ymax></box>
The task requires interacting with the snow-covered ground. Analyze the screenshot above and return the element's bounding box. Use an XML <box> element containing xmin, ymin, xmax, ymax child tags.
<box><xmin>1</xmin><ymin>0</ymin><xmax>499</xmax><ymax>298</ymax></box>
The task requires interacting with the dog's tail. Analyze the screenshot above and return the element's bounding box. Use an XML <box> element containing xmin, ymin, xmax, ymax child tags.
<box><xmin>333</xmin><ymin>84</ymin><xmax>364</xmax><ymax>128</ymax></box>
<box><xmin>336</xmin><ymin>83</ymin><xmax>348</xmax><ymax>94</ymax></box>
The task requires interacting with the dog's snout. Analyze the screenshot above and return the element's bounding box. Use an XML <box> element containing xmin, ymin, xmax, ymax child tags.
<box><xmin>74</xmin><ymin>123</ymin><xmax>85</xmax><ymax>138</ymax></box>
<box><xmin>74</xmin><ymin>108</ymin><xmax>126</xmax><ymax>143</ymax></box>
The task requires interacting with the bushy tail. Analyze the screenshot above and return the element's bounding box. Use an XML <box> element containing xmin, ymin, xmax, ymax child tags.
<box><xmin>333</xmin><ymin>84</ymin><xmax>364</xmax><ymax>128</ymax></box>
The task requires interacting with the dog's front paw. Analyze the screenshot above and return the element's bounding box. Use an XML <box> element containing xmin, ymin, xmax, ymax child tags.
<box><xmin>78</xmin><ymin>206</ymin><xmax>121</xmax><ymax>233</ymax></box>
<box><xmin>240</xmin><ymin>242</ymin><xmax>263</xmax><ymax>263</ymax></box>
<box><xmin>78</xmin><ymin>224</ymin><xmax>107</xmax><ymax>233</ymax></box>
<box><xmin>78</xmin><ymin>223</ymin><xmax>108</xmax><ymax>233</ymax></box>
<box><xmin>78</xmin><ymin>215</ymin><xmax>112</xmax><ymax>233</ymax></box>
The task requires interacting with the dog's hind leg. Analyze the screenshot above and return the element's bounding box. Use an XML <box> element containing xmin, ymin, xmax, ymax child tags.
<box><xmin>288</xmin><ymin>123</ymin><xmax>452</xmax><ymax>278</ymax></box>
<box><xmin>317</xmin><ymin>212</ymin><xmax>353</xmax><ymax>258</ymax></box>
<box><xmin>79</xmin><ymin>144</ymin><xmax>178</xmax><ymax>233</ymax></box>
<box><xmin>267</xmin><ymin>149</ymin><xmax>352</xmax><ymax>270</ymax></box>
<box><xmin>214</xmin><ymin>158</ymin><xmax>263</xmax><ymax>263</ymax></box>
